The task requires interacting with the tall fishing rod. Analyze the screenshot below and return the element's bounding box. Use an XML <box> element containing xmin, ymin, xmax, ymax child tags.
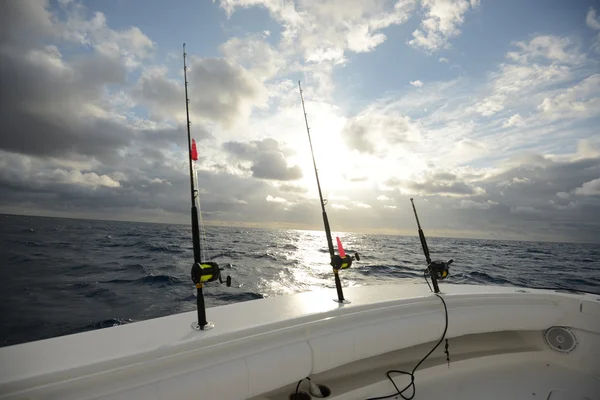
<box><xmin>184</xmin><ymin>43</ymin><xmax>201</xmax><ymax>265</ymax></box>
<box><xmin>410</xmin><ymin>198</ymin><xmax>451</xmax><ymax>293</ymax></box>
<box><xmin>410</xmin><ymin>198</ymin><xmax>431</xmax><ymax>266</ymax></box>
<box><xmin>298</xmin><ymin>81</ymin><xmax>357</xmax><ymax>303</ymax></box>
<box><xmin>183</xmin><ymin>43</ymin><xmax>230</xmax><ymax>331</ymax></box>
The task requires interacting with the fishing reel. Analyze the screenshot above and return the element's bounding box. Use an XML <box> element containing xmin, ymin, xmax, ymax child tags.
<box><xmin>191</xmin><ymin>261</ymin><xmax>232</xmax><ymax>287</ymax></box>
<box><xmin>427</xmin><ymin>259</ymin><xmax>452</xmax><ymax>280</ymax></box>
<box><xmin>331</xmin><ymin>252</ymin><xmax>360</xmax><ymax>271</ymax></box>
<box><xmin>423</xmin><ymin>259</ymin><xmax>452</xmax><ymax>294</ymax></box>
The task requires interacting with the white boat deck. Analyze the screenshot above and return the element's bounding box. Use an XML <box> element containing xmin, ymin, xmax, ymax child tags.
<box><xmin>0</xmin><ymin>284</ymin><xmax>599</xmax><ymax>399</ymax></box>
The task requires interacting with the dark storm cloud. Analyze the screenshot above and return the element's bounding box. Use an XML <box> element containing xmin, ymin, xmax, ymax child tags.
<box><xmin>373</xmin><ymin>152</ymin><xmax>600</xmax><ymax>241</ymax></box>
<box><xmin>223</xmin><ymin>139</ymin><xmax>302</xmax><ymax>181</ymax></box>
<box><xmin>0</xmin><ymin>1</ymin><xmax>132</xmax><ymax>160</ymax></box>
<box><xmin>130</xmin><ymin>57</ymin><xmax>265</xmax><ymax>126</ymax></box>
<box><xmin>385</xmin><ymin>177</ymin><xmax>481</xmax><ymax>196</ymax></box>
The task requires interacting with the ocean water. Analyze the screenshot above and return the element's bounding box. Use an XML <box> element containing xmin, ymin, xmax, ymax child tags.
<box><xmin>1</xmin><ymin>213</ymin><xmax>599</xmax><ymax>348</ymax></box>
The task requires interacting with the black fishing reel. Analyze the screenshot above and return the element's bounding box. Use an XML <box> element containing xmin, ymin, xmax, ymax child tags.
<box><xmin>331</xmin><ymin>252</ymin><xmax>360</xmax><ymax>271</ymax></box>
<box><xmin>191</xmin><ymin>261</ymin><xmax>232</xmax><ymax>287</ymax></box>
<box><xmin>427</xmin><ymin>259</ymin><xmax>452</xmax><ymax>280</ymax></box>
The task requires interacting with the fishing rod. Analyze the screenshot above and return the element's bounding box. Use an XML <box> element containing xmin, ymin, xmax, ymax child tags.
<box><xmin>410</xmin><ymin>198</ymin><xmax>451</xmax><ymax>293</ymax></box>
<box><xmin>298</xmin><ymin>81</ymin><xmax>358</xmax><ymax>303</ymax></box>
<box><xmin>183</xmin><ymin>43</ymin><xmax>231</xmax><ymax>331</ymax></box>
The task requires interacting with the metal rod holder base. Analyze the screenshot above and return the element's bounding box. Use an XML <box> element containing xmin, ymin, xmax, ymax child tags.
<box><xmin>333</xmin><ymin>299</ymin><xmax>351</xmax><ymax>304</ymax></box>
<box><xmin>192</xmin><ymin>321</ymin><xmax>215</xmax><ymax>331</ymax></box>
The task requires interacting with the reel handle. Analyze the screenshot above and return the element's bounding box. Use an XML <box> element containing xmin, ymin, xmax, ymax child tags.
<box><xmin>219</xmin><ymin>270</ymin><xmax>232</xmax><ymax>287</ymax></box>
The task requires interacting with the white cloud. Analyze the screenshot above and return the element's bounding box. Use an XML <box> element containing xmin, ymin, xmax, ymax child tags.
<box><xmin>220</xmin><ymin>34</ymin><xmax>286</xmax><ymax>80</ymax></box>
<box><xmin>475</xmin><ymin>94</ymin><xmax>506</xmax><ymax>116</ymax></box>
<box><xmin>354</xmin><ymin>201</ymin><xmax>372</xmax><ymax>208</ymax></box>
<box><xmin>586</xmin><ymin>7</ymin><xmax>600</xmax><ymax>30</ymax></box>
<box><xmin>573</xmin><ymin>178</ymin><xmax>600</xmax><ymax>196</ymax></box>
<box><xmin>408</xmin><ymin>0</ymin><xmax>477</xmax><ymax>52</ymax></box>
<box><xmin>219</xmin><ymin>0</ymin><xmax>417</xmax><ymax>66</ymax></box>
<box><xmin>537</xmin><ymin>74</ymin><xmax>600</xmax><ymax>120</ymax></box>
<box><xmin>346</xmin><ymin>24</ymin><xmax>387</xmax><ymax>53</ymax></box>
<box><xmin>410</xmin><ymin>80</ymin><xmax>423</xmax><ymax>87</ymax></box>
<box><xmin>384</xmin><ymin>205</ymin><xmax>397</xmax><ymax>209</ymax></box>
<box><xmin>342</xmin><ymin>111</ymin><xmax>422</xmax><ymax>154</ymax></box>
<box><xmin>266</xmin><ymin>195</ymin><xmax>288</xmax><ymax>203</ymax></box>
<box><xmin>456</xmin><ymin>199</ymin><xmax>497</xmax><ymax>210</ymax></box>
<box><xmin>53</xmin><ymin>169</ymin><xmax>120</xmax><ymax>188</ymax></box>
<box><xmin>506</xmin><ymin>36</ymin><xmax>585</xmax><ymax>65</ymax></box>
<box><xmin>439</xmin><ymin>57</ymin><xmax>449</xmax><ymax>63</ymax></box>
<box><xmin>503</xmin><ymin>113</ymin><xmax>525</xmax><ymax>128</ymax></box>
<box><xmin>61</xmin><ymin>4</ymin><xmax>154</xmax><ymax>68</ymax></box>
<box><xmin>474</xmin><ymin>35</ymin><xmax>582</xmax><ymax>117</ymax></box>
<box><xmin>377</xmin><ymin>195</ymin><xmax>391</xmax><ymax>201</ymax></box>
<box><xmin>332</xmin><ymin>203</ymin><xmax>349</xmax><ymax>210</ymax></box>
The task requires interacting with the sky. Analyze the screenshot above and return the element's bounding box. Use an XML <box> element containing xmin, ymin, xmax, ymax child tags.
<box><xmin>0</xmin><ymin>0</ymin><xmax>599</xmax><ymax>242</ymax></box>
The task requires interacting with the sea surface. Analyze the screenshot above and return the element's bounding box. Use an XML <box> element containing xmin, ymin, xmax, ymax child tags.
<box><xmin>1</xmin><ymin>213</ymin><xmax>599</xmax><ymax>348</ymax></box>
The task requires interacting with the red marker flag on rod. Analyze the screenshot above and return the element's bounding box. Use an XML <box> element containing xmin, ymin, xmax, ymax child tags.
<box><xmin>336</xmin><ymin>236</ymin><xmax>346</xmax><ymax>258</ymax></box>
<box><xmin>191</xmin><ymin>138</ymin><xmax>198</xmax><ymax>161</ymax></box>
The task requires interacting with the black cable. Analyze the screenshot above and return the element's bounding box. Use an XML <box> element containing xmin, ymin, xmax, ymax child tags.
<box><xmin>365</xmin><ymin>293</ymin><xmax>449</xmax><ymax>400</ymax></box>
<box><xmin>295</xmin><ymin>377</ymin><xmax>312</xmax><ymax>394</ymax></box>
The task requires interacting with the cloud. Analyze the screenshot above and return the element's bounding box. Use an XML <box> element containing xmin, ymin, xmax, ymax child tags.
<box><xmin>473</xmin><ymin>35</ymin><xmax>584</xmax><ymax>117</ymax></box>
<box><xmin>220</xmin><ymin>33</ymin><xmax>285</xmax><ymax>80</ymax></box>
<box><xmin>510</xmin><ymin>205</ymin><xmax>542</xmax><ymax>214</ymax></box>
<box><xmin>353</xmin><ymin>201</ymin><xmax>372</xmax><ymax>208</ymax></box>
<box><xmin>475</xmin><ymin>94</ymin><xmax>506</xmax><ymax>116</ymax></box>
<box><xmin>223</xmin><ymin>138</ymin><xmax>303</xmax><ymax>181</ymax></box>
<box><xmin>266</xmin><ymin>195</ymin><xmax>288</xmax><ymax>203</ymax></box>
<box><xmin>219</xmin><ymin>0</ymin><xmax>417</xmax><ymax>65</ymax></box>
<box><xmin>573</xmin><ymin>178</ymin><xmax>600</xmax><ymax>196</ymax></box>
<box><xmin>342</xmin><ymin>112</ymin><xmax>421</xmax><ymax>154</ymax></box>
<box><xmin>456</xmin><ymin>199</ymin><xmax>497</xmax><ymax>210</ymax></box>
<box><xmin>0</xmin><ymin>0</ymin><xmax>168</xmax><ymax>162</ymax></box>
<box><xmin>279</xmin><ymin>184</ymin><xmax>308</xmax><ymax>193</ymax></box>
<box><xmin>506</xmin><ymin>36</ymin><xmax>585</xmax><ymax>65</ymax></box>
<box><xmin>586</xmin><ymin>7</ymin><xmax>600</xmax><ymax>30</ymax></box>
<box><xmin>331</xmin><ymin>204</ymin><xmax>349</xmax><ymax>210</ymax></box>
<box><xmin>377</xmin><ymin>195</ymin><xmax>391</xmax><ymax>201</ymax></box>
<box><xmin>410</xmin><ymin>80</ymin><xmax>423</xmax><ymax>87</ymax></box>
<box><xmin>439</xmin><ymin>57</ymin><xmax>449</xmax><ymax>63</ymax></box>
<box><xmin>386</xmin><ymin>176</ymin><xmax>485</xmax><ymax>197</ymax></box>
<box><xmin>131</xmin><ymin>57</ymin><xmax>266</xmax><ymax>127</ymax></box>
<box><xmin>503</xmin><ymin>113</ymin><xmax>525</xmax><ymax>128</ymax></box>
<box><xmin>536</xmin><ymin>74</ymin><xmax>600</xmax><ymax>120</ymax></box>
<box><xmin>433</xmin><ymin>172</ymin><xmax>457</xmax><ymax>181</ymax></box>
<box><xmin>408</xmin><ymin>0</ymin><xmax>478</xmax><ymax>52</ymax></box>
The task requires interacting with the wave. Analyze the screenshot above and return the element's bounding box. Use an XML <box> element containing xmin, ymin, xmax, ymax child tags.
<box><xmin>71</xmin><ymin>318</ymin><xmax>134</xmax><ymax>334</ymax></box>
<box><xmin>103</xmin><ymin>274</ymin><xmax>183</xmax><ymax>287</ymax></box>
<box><xmin>145</xmin><ymin>243</ymin><xmax>184</xmax><ymax>254</ymax></box>
<box><xmin>526</xmin><ymin>248</ymin><xmax>553</xmax><ymax>255</ymax></box>
<box><xmin>208</xmin><ymin>291</ymin><xmax>265</xmax><ymax>302</ymax></box>
<box><xmin>268</xmin><ymin>243</ymin><xmax>298</xmax><ymax>250</ymax></box>
<box><xmin>252</xmin><ymin>253</ymin><xmax>278</xmax><ymax>261</ymax></box>
<box><xmin>356</xmin><ymin>264</ymin><xmax>422</xmax><ymax>279</ymax></box>
<box><xmin>450</xmin><ymin>270</ymin><xmax>513</xmax><ymax>286</ymax></box>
